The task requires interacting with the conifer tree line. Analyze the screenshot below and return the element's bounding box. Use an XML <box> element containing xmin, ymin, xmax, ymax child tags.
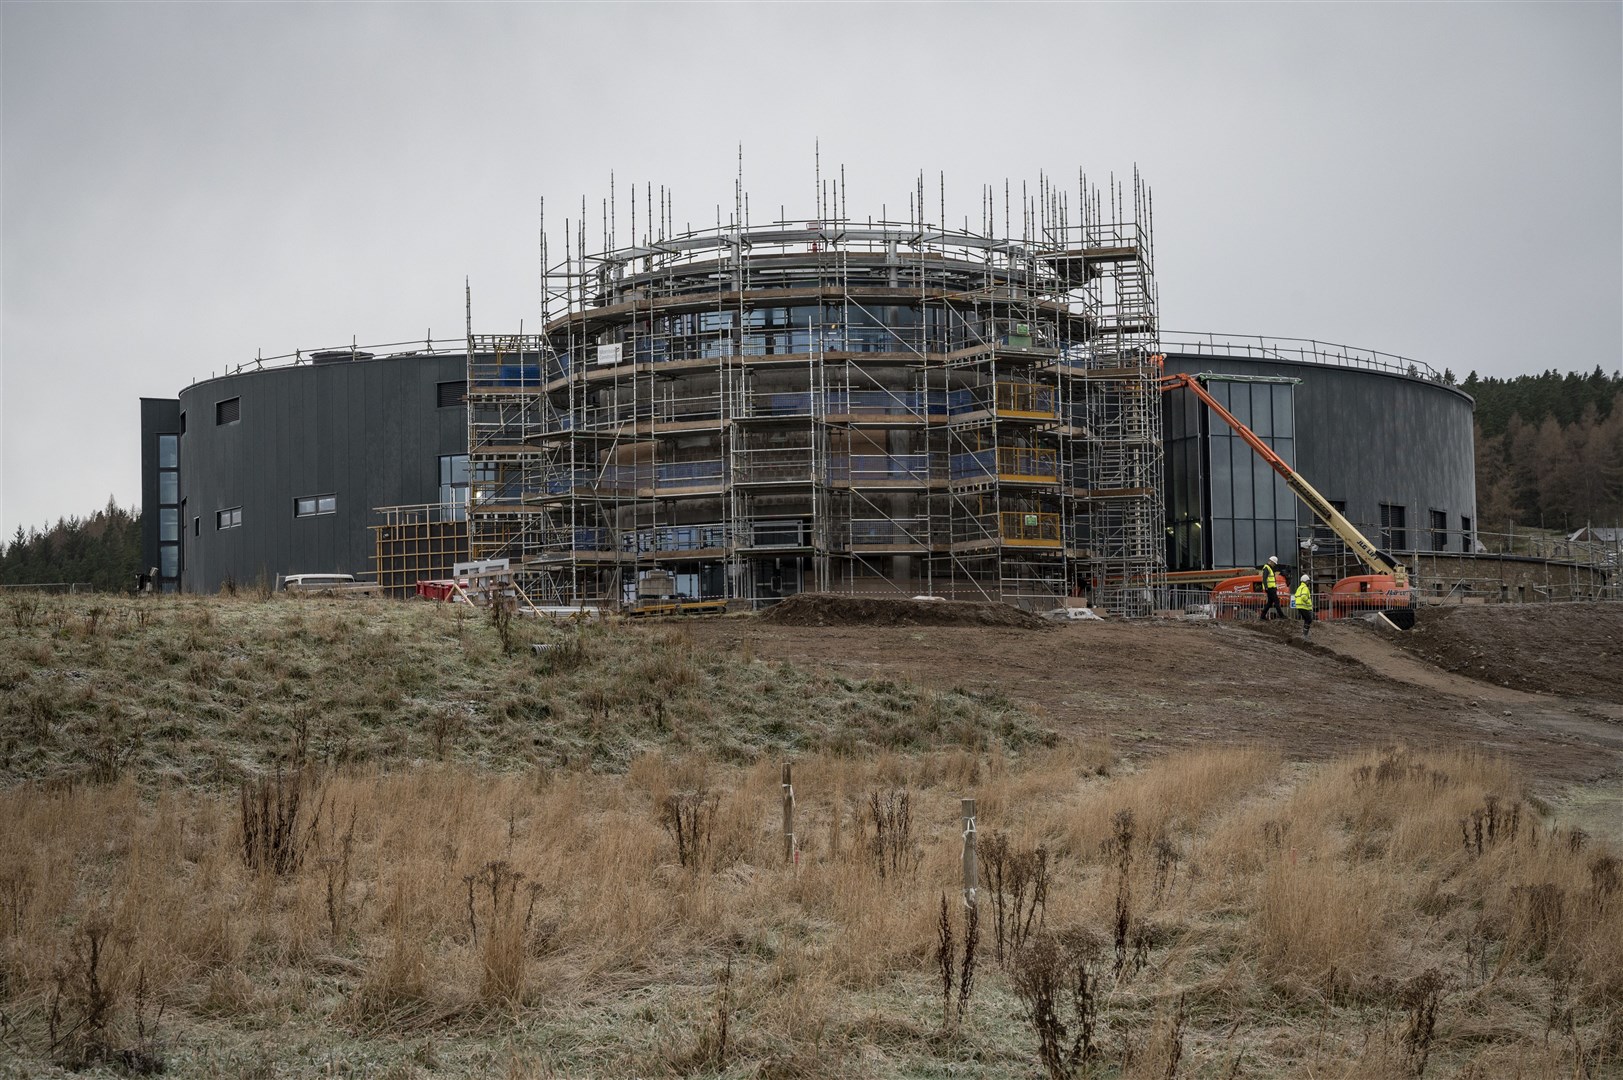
<box><xmin>1458</xmin><ymin>367</ymin><xmax>1623</xmax><ymax>533</ymax></box>
<box><xmin>0</xmin><ymin>499</ymin><xmax>143</xmax><ymax>591</ymax></box>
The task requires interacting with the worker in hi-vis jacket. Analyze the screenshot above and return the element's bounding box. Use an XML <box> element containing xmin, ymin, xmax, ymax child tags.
<box><xmin>1293</xmin><ymin>574</ymin><xmax>1315</xmax><ymax>639</ymax></box>
<box><xmin>1258</xmin><ymin>555</ymin><xmax>1283</xmax><ymax>621</ymax></box>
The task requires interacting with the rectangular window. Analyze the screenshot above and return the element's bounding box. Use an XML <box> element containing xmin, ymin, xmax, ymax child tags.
<box><xmin>1460</xmin><ymin>516</ymin><xmax>1473</xmax><ymax>553</ymax></box>
<box><xmin>1247</xmin><ymin>382</ymin><xmax>1272</xmax><ymax>437</ymax></box>
<box><xmin>1429</xmin><ymin>509</ymin><xmax>1448</xmax><ymax>552</ymax></box>
<box><xmin>159</xmin><ymin>508</ymin><xmax>179</xmax><ymax>542</ymax></box>
<box><xmin>216</xmin><ymin>397</ymin><xmax>240</xmax><ymax>425</ymax></box>
<box><xmin>294</xmin><ymin>494</ymin><xmax>337</xmax><ymax>517</ymax></box>
<box><xmin>194</xmin><ymin>516</ymin><xmax>201</xmax><ymax>537</ymax></box>
<box><xmin>439</xmin><ymin>453</ymin><xmax>470</xmax><ymax>521</ymax></box>
<box><xmin>216</xmin><ymin>506</ymin><xmax>242</xmax><ymax>530</ymax></box>
<box><xmin>158</xmin><ymin>471</ymin><xmax>178</xmax><ymax>505</ymax></box>
<box><xmin>437</xmin><ymin>381</ymin><xmax>467</xmax><ymax>408</ymax></box>
<box><xmin>439</xmin><ymin>453</ymin><xmax>469</xmax><ymax>487</ymax></box>
<box><xmin>179</xmin><ymin>411</ymin><xmax>187</xmax><ymax>435</ymax></box>
<box><xmin>1271</xmin><ymin>383</ymin><xmax>1294</xmax><ymax>438</ymax></box>
<box><xmin>1380</xmin><ymin>503</ymin><xmax>1407</xmax><ymax>551</ymax></box>
<box><xmin>159</xmin><ymin>545</ymin><xmax>179</xmax><ymax>578</ymax></box>
<box><xmin>158</xmin><ymin>434</ymin><xmax>178</xmax><ymax>469</ymax></box>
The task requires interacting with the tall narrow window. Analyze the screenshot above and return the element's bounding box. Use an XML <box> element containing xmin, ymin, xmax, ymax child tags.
<box><xmin>1429</xmin><ymin>509</ymin><xmax>1447</xmax><ymax>552</ymax></box>
<box><xmin>439</xmin><ymin>454</ymin><xmax>470</xmax><ymax>521</ymax></box>
<box><xmin>155</xmin><ymin>429</ymin><xmax>181</xmax><ymax>585</ymax></box>
<box><xmin>1460</xmin><ymin>516</ymin><xmax>1473</xmax><ymax>553</ymax></box>
<box><xmin>1380</xmin><ymin>503</ymin><xmax>1407</xmax><ymax>551</ymax></box>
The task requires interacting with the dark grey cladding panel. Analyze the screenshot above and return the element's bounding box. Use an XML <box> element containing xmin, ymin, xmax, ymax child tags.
<box><xmin>176</xmin><ymin>353</ymin><xmax>468</xmax><ymax>592</ymax></box>
<box><xmin>1160</xmin><ymin>354</ymin><xmax>1476</xmax><ymax>545</ymax></box>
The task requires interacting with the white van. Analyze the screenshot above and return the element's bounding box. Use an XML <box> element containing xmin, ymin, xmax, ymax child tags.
<box><xmin>278</xmin><ymin>573</ymin><xmax>358</xmax><ymax>592</ymax></box>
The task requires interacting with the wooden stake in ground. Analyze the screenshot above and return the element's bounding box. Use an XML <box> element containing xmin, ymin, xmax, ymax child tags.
<box><xmin>961</xmin><ymin>797</ymin><xmax>978</xmax><ymax>906</ymax></box>
<box><xmin>782</xmin><ymin>761</ymin><xmax>796</xmax><ymax>866</ymax></box>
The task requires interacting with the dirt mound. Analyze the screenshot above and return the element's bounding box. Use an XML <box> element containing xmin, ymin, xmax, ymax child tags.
<box><xmin>1392</xmin><ymin>603</ymin><xmax>1623</xmax><ymax>700</ymax></box>
<box><xmin>759</xmin><ymin>593</ymin><xmax>1051</xmax><ymax>629</ymax></box>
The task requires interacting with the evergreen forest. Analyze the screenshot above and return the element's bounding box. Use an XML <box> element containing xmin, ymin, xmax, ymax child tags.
<box><xmin>0</xmin><ymin>500</ymin><xmax>143</xmax><ymax>592</ymax></box>
<box><xmin>1460</xmin><ymin>367</ymin><xmax>1623</xmax><ymax>533</ymax></box>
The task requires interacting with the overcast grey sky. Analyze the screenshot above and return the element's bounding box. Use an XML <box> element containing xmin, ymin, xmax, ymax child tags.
<box><xmin>2</xmin><ymin>2</ymin><xmax>1619</xmax><ymax>538</ymax></box>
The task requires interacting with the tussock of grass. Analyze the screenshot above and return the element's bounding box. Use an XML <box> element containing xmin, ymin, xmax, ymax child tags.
<box><xmin>0</xmin><ymin>742</ymin><xmax>1617</xmax><ymax>1077</ymax></box>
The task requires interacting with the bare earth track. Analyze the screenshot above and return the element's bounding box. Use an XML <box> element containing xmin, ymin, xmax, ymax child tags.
<box><xmin>700</xmin><ymin>598</ymin><xmax>1623</xmax><ymax>826</ymax></box>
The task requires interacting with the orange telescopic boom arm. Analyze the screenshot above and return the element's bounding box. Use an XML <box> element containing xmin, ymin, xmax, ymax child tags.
<box><xmin>1156</xmin><ymin>363</ymin><xmax>1409</xmax><ymax>589</ymax></box>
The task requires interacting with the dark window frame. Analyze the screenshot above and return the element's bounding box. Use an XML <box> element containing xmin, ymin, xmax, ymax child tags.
<box><xmin>216</xmin><ymin>398</ymin><xmax>241</xmax><ymax>425</ymax></box>
<box><xmin>1380</xmin><ymin>502</ymin><xmax>1408</xmax><ymax>552</ymax></box>
<box><xmin>294</xmin><ymin>494</ymin><xmax>337</xmax><ymax>518</ymax></box>
<box><xmin>439</xmin><ymin>453</ymin><xmax>471</xmax><ymax>521</ymax></box>
<box><xmin>216</xmin><ymin>506</ymin><xmax>242</xmax><ymax>530</ymax></box>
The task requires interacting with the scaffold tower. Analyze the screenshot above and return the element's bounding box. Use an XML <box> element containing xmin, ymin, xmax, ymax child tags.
<box><xmin>465</xmin><ymin>166</ymin><xmax>1166</xmax><ymax>614</ymax></box>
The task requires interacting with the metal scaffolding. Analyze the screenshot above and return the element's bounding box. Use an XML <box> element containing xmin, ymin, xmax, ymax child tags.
<box><xmin>466</xmin><ymin>167</ymin><xmax>1166</xmax><ymax>614</ymax></box>
<box><xmin>372</xmin><ymin>503</ymin><xmax>471</xmax><ymax>597</ymax></box>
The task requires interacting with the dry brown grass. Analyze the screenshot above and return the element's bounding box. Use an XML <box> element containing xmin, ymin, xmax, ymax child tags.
<box><xmin>0</xmin><ymin>741</ymin><xmax>1617</xmax><ymax>1077</ymax></box>
<box><xmin>0</xmin><ymin>593</ymin><xmax>1612</xmax><ymax>1075</ymax></box>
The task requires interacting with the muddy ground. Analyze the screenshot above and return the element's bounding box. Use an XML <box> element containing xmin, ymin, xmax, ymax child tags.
<box><xmin>761</xmin><ymin>592</ymin><xmax>1052</xmax><ymax>629</ymax></box>
<box><xmin>696</xmin><ymin>600</ymin><xmax>1623</xmax><ymax>836</ymax></box>
<box><xmin>1387</xmin><ymin>602</ymin><xmax>1623</xmax><ymax>699</ymax></box>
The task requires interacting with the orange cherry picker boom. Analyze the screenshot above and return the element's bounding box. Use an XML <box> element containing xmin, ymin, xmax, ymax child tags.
<box><xmin>1155</xmin><ymin>362</ymin><xmax>1415</xmax><ymax>629</ymax></box>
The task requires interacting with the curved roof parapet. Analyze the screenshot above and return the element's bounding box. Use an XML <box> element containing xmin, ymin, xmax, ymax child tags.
<box><xmin>216</xmin><ymin>337</ymin><xmax>474</xmax><ymax>379</ymax></box>
<box><xmin>1158</xmin><ymin>330</ymin><xmax>1440</xmax><ymax>381</ymax></box>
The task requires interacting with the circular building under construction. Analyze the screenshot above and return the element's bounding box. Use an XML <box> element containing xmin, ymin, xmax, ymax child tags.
<box><xmin>469</xmin><ymin>174</ymin><xmax>1166</xmax><ymax>614</ymax></box>
<box><xmin>143</xmin><ymin>169</ymin><xmax>1490</xmax><ymax>610</ymax></box>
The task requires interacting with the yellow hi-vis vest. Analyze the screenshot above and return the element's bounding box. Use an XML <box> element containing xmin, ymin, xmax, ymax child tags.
<box><xmin>1293</xmin><ymin>582</ymin><xmax>1313</xmax><ymax>610</ymax></box>
<box><xmin>1262</xmin><ymin>565</ymin><xmax>1276</xmax><ymax>588</ymax></box>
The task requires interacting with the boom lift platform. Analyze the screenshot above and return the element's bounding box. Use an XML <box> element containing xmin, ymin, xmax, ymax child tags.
<box><xmin>1157</xmin><ymin>363</ymin><xmax>1415</xmax><ymax>630</ymax></box>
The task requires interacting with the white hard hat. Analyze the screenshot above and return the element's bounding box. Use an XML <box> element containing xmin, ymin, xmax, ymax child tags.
<box><xmin>1268</xmin><ymin>555</ymin><xmax>1279</xmax><ymax>565</ymax></box>
<box><xmin>1301</xmin><ymin>574</ymin><xmax>1310</xmax><ymax>583</ymax></box>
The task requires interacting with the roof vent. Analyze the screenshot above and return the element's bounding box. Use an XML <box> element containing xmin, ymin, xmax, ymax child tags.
<box><xmin>310</xmin><ymin>349</ymin><xmax>375</xmax><ymax>365</ymax></box>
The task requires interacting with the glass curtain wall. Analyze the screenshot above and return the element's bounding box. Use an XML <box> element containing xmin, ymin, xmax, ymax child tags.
<box><xmin>1201</xmin><ymin>379</ymin><xmax>1296</xmax><ymax>569</ymax></box>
